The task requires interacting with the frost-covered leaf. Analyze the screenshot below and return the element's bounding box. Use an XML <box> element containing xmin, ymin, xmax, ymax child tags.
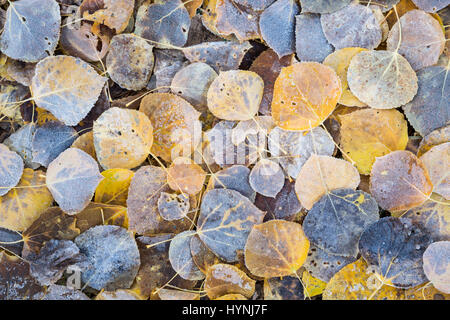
<box><xmin>300</xmin><ymin>0</ymin><xmax>352</xmax><ymax>14</ymax></box>
<box><xmin>207</xmin><ymin>165</ymin><xmax>256</xmax><ymax>201</ymax></box>
<box><xmin>169</xmin><ymin>230</ymin><xmax>205</xmax><ymax>280</ymax></box>
<box><xmin>158</xmin><ymin>192</ymin><xmax>190</xmax><ymax>221</ymax></box>
<box><xmin>94</xmin><ymin>168</ymin><xmax>134</xmax><ymax>206</ymax></box>
<box><xmin>167</xmin><ymin>157</ymin><xmax>206</xmax><ymax>195</ymax></box>
<box><xmin>31</xmin><ymin>55</ymin><xmax>107</xmax><ymax>126</ymax></box>
<box><xmin>0</xmin><ymin>144</ymin><xmax>24</xmax><ymax>196</ymax></box>
<box><xmin>205</xmin><ymin>263</ymin><xmax>255</xmax><ymax>299</ymax></box>
<box><xmin>79</xmin><ymin>0</ymin><xmax>134</xmax><ymax>33</ymax></box>
<box><xmin>249</xmin><ymin>159</ymin><xmax>284</xmax><ymax>198</ymax></box>
<box><xmin>4</xmin><ymin>123</ymin><xmax>39</xmax><ymax>169</ymax></box>
<box><xmin>423</xmin><ymin>241</ymin><xmax>450</xmax><ymax>294</ymax></box>
<box><xmin>420</xmin><ymin>143</ymin><xmax>449</xmax><ymax>199</ymax></box>
<box><xmin>46</xmin><ymin>148</ymin><xmax>103</xmax><ymax>215</ymax></box>
<box><xmin>0</xmin><ymin>0</ymin><xmax>60</xmax><ymax>62</ymax></box>
<box><xmin>412</xmin><ymin>0</ymin><xmax>450</xmax><ymax>12</ymax></box>
<box><xmin>264</xmin><ymin>275</ymin><xmax>304</xmax><ymax>300</ymax></box>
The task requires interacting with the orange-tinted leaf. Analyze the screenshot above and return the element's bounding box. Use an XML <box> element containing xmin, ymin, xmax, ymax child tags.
<box><xmin>204</xmin><ymin>263</ymin><xmax>255</xmax><ymax>299</ymax></box>
<box><xmin>167</xmin><ymin>157</ymin><xmax>206</xmax><ymax>195</ymax></box>
<box><xmin>80</xmin><ymin>0</ymin><xmax>134</xmax><ymax>33</ymax></box>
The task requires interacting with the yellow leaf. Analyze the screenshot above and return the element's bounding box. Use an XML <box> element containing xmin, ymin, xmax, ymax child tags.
<box><xmin>94</xmin><ymin>168</ymin><xmax>134</xmax><ymax>206</ymax></box>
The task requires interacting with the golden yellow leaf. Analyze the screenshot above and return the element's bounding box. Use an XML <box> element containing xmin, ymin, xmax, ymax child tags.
<box><xmin>94</xmin><ymin>168</ymin><xmax>134</xmax><ymax>206</ymax></box>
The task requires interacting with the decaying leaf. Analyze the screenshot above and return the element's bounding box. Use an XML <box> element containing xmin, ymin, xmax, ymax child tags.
<box><xmin>94</xmin><ymin>168</ymin><xmax>134</xmax><ymax>206</ymax></box>
<box><xmin>359</xmin><ymin>217</ymin><xmax>433</xmax><ymax>288</ymax></box>
<box><xmin>420</xmin><ymin>143</ymin><xmax>449</xmax><ymax>199</ymax></box>
<box><xmin>295</xmin><ymin>155</ymin><xmax>360</xmax><ymax>210</ymax></box>
<box><xmin>46</xmin><ymin>148</ymin><xmax>103</xmax><ymax>215</ymax></box>
<box><xmin>197</xmin><ymin>189</ymin><xmax>265</xmax><ymax>262</ymax></box>
<box><xmin>422</xmin><ymin>241</ymin><xmax>450</xmax><ymax>294</ymax></box>
<box><xmin>0</xmin><ymin>169</ymin><xmax>53</xmax><ymax>232</ymax></box>
<box><xmin>271</xmin><ymin>62</ymin><xmax>342</xmax><ymax>131</ymax></box>
<box><xmin>80</xmin><ymin>0</ymin><xmax>134</xmax><ymax>33</ymax></box>
<box><xmin>303</xmin><ymin>188</ymin><xmax>379</xmax><ymax>257</ymax></box>
<box><xmin>42</xmin><ymin>284</ymin><xmax>90</xmax><ymax>300</ymax></box>
<box><xmin>190</xmin><ymin>234</ymin><xmax>220</xmax><ymax>274</ymax></box>
<box><xmin>268</xmin><ymin>126</ymin><xmax>335</xmax><ymax>179</ymax></box>
<box><xmin>339</xmin><ymin>109</ymin><xmax>409</xmax><ymax>174</ymax></box>
<box><xmin>347</xmin><ymin>50</ymin><xmax>418</xmax><ymax>109</ymax></box>
<box><xmin>71</xmin><ymin>131</ymin><xmax>97</xmax><ymax>160</ymax></box>
<box><xmin>74</xmin><ymin>225</ymin><xmax>140</xmax><ymax>291</ymax></box>
<box><xmin>75</xmin><ymin>202</ymin><xmax>129</xmax><ymax>233</ymax></box>
<box><xmin>370</xmin><ymin>151</ymin><xmax>433</xmax><ymax>212</ymax></box>
<box><xmin>31</xmin><ymin>55</ymin><xmax>107</xmax><ymax>126</ymax></box>
<box><xmin>412</xmin><ymin>0</ymin><xmax>450</xmax><ymax>12</ymax></box>
<box><xmin>205</xmin><ymin>263</ymin><xmax>255</xmax><ymax>299</ymax></box>
<box><xmin>387</xmin><ymin>10</ymin><xmax>445</xmax><ymax>71</ymax></box>
<box><xmin>322</xmin><ymin>47</ymin><xmax>366</xmax><ymax>107</ymax></box>
<box><xmin>417</xmin><ymin>125</ymin><xmax>450</xmax><ymax>157</ymax></box>
<box><xmin>158</xmin><ymin>192</ymin><xmax>190</xmax><ymax>221</ymax></box>
<box><xmin>244</xmin><ymin>220</ymin><xmax>310</xmax><ymax>277</ymax></box>
<box><xmin>169</xmin><ymin>230</ymin><xmax>205</xmax><ymax>280</ymax></box>
<box><xmin>0</xmin><ymin>144</ymin><xmax>24</xmax><ymax>197</ymax></box>
<box><xmin>259</xmin><ymin>0</ymin><xmax>299</xmax><ymax>58</ymax></box>
<box><xmin>140</xmin><ymin>93</ymin><xmax>201</xmax><ymax>162</ymax></box>
<box><xmin>207</xmin><ymin>70</ymin><xmax>264</xmax><ymax>121</ymax></box>
<box><xmin>264</xmin><ymin>275</ymin><xmax>304</xmax><ymax>300</ymax></box>
<box><xmin>320</xmin><ymin>3</ymin><xmax>382</xmax><ymax>50</ymax></box>
<box><xmin>0</xmin><ymin>0</ymin><xmax>60</xmax><ymax>62</ymax></box>
<box><xmin>403</xmin><ymin>66</ymin><xmax>449</xmax><ymax>137</ymax></box>
<box><xmin>106</xmin><ymin>34</ymin><xmax>154</xmax><ymax>91</ymax></box>
<box><xmin>135</xmin><ymin>0</ymin><xmax>191</xmax><ymax>48</ymax></box>
<box><xmin>93</xmin><ymin>107</ymin><xmax>154</xmax><ymax>170</ymax></box>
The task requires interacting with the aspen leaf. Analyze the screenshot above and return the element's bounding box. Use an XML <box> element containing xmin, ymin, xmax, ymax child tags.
<box><xmin>167</xmin><ymin>157</ymin><xmax>206</xmax><ymax>195</ymax></box>
<box><xmin>347</xmin><ymin>50</ymin><xmax>418</xmax><ymax>109</ymax></box>
<box><xmin>5</xmin><ymin>59</ymin><xmax>35</xmax><ymax>86</ymax></box>
<box><xmin>4</xmin><ymin>123</ymin><xmax>39</xmax><ymax>169</ymax></box>
<box><xmin>106</xmin><ymin>34</ymin><xmax>154</xmax><ymax>91</ymax></box>
<box><xmin>71</xmin><ymin>131</ymin><xmax>97</xmax><ymax>161</ymax></box>
<box><xmin>420</xmin><ymin>143</ymin><xmax>449</xmax><ymax>199</ymax></box>
<box><xmin>190</xmin><ymin>234</ymin><xmax>221</xmax><ymax>273</ymax></box>
<box><xmin>182</xmin><ymin>41</ymin><xmax>252</xmax><ymax>73</ymax></box>
<box><xmin>259</xmin><ymin>0</ymin><xmax>299</xmax><ymax>58</ymax></box>
<box><xmin>46</xmin><ymin>148</ymin><xmax>103</xmax><ymax>215</ymax></box>
<box><xmin>271</xmin><ymin>62</ymin><xmax>342</xmax><ymax>131</ymax></box>
<box><xmin>268</xmin><ymin>126</ymin><xmax>335</xmax><ymax>179</ymax></box>
<box><xmin>96</xmin><ymin>289</ymin><xmax>144</xmax><ymax>300</ymax></box>
<box><xmin>148</xmin><ymin>49</ymin><xmax>188</xmax><ymax>93</ymax></box>
<box><xmin>423</xmin><ymin>241</ymin><xmax>450</xmax><ymax>294</ymax></box>
<box><xmin>0</xmin><ymin>227</ymin><xmax>23</xmax><ymax>256</ymax></box>
<box><xmin>94</xmin><ymin>168</ymin><xmax>134</xmax><ymax>206</ymax></box>
<box><xmin>301</xmin><ymin>270</ymin><xmax>327</xmax><ymax>298</ymax></box>
<box><xmin>387</xmin><ymin>10</ymin><xmax>445</xmax><ymax>71</ymax></box>
<box><xmin>135</xmin><ymin>0</ymin><xmax>191</xmax><ymax>48</ymax></box>
<box><xmin>244</xmin><ymin>220</ymin><xmax>310</xmax><ymax>278</ymax></box>
<box><xmin>339</xmin><ymin>109</ymin><xmax>409</xmax><ymax>174</ymax></box>
<box><xmin>295</xmin><ymin>155</ymin><xmax>361</xmax><ymax>210</ymax></box>
<box><xmin>295</xmin><ymin>13</ymin><xmax>334</xmax><ymax>63</ymax></box>
<box><xmin>264</xmin><ymin>275</ymin><xmax>304</xmax><ymax>300</ymax></box>
<box><xmin>74</xmin><ymin>225</ymin><xmax>140</xmax><ymax>291</ymax></box>
<box><xmin>93</xmin><ymin>107</ymin><xmax>154</xmax><ymax>170</ymax></box>
<box><xmin>0</xmin><ymin>169</ymin><xmax>52</xmax><ymax>232</ymax></box>
<box><xmin>412</xmin><ymin>0</ymin><xmax>450</xmax><ymax>12</ymax></box>
<box><xmin>359</xmin><ymin>217</ymin><xmax>433</xmax><ymax>288</ymax></box>
<box><xmin>169</xmin><ymin>230</ymin><xmax>205</xmax><ymax>280</ymax></box>
<box><xmin>31</xmin><ymin>55</ymin><xmax>107</xmax><ymax>126</ymax></box>
<box><xmin>322</xmin><ymin>47</ymin><xmax>367</xmax><ymax>107</ymax></box>
<box><xmin>249</xmin><ymin>159</ymin><xmax>284</xmax><ymax>198</ymax></box>
<box><xmin>417</xmin><ymin>126</ymin><xmax>450</xmax><ymax>157</ymax></box>
<box><xmin>79</xmin><ymin>0</ymin><xmax>134</xmax><ymax>33</ymax></box>
<box><xmin>207</xmin><ymin>70</ymin><xmax>264</xmax><ymax>121</ymax></box>
<box><xmin>0</xmin><ymin>0</ymin><xmax>60</xmax><ymax>62</ymax></box>
<box><xmin>323</xmin><ymin>258</ymin><xmax>406</xmax><ymax>300</ymax></box>
<box><xmin>405</xmin><ymin>282</ymin><xmax>450</xmax><ymax>300</ymax></box>
<box><xmin>207</xmin><ymin>165</ymin><xmax>256</xmax><ymax>201</ymax></box>
<box><xmin>303</xmin><ymin>189</ymin><xmax>379</xmax><ymax>257</ymax></box>
<box><xmin>320</xmin><ymin>3</ymin><xmax>382</xmax><ymax>50</ymax></box>
<box><xmin>403</xmin><ymin>66</ymin><xmax>449</xmax><ymax>137</ymax></box>
<box><xmin>369</xmin><ymin>150</ymin><xmax>433</xmax><ymax>212</ymax></box>
<box><xmin>300</xmin><ymin>0</ymin><xmax>352</xmax><ymax>14</ymax></box>
<box><xmin>140</xmin><ymin>93</ymin><xmax>201</xmax><ymax>162</ymax></box>
<box><xmin>198</xmin><ymin>189</ymin><xmax>265</xmax><ymax>262</ymax></box>
<box><xmin>31</xmin><ymin>121</ymin><xmax>78</xmax><ymax>168</ymax></box>
<box><xmin>157</xmin><ymin>192</ymin><xmax>190</xmax><ymax>221</ymax></box>
<box><xmin>0</xmin><ymin>144</ymin><xmax>24</xmax><ymax>196</ymax></box>
<box><xmin>205</xmin><ymin>263</ymin><xmax>255</xmax><ymax>299</ymax></box>
<box><xmin>75</xmin><ymin>202</ymin><xmax>129</xmax><ymax>233</ymax></box>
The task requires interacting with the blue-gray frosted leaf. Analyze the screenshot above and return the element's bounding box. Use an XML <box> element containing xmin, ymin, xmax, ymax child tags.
<box><xmin>300</xmin><ymin>0</ymin><xmax>352</xmax><ymax>14</ymax></box>
<box><xmin>106</xmin><ymin>34</ymin><xmax>155</xmax><ymax>91</ymax></box>
<box><xmin>304</xmin><ymin>189</ymin><xmax>379</xmax><ymax>258</ymax></box>
<box><xmin>249</xmin><ymin>159</ymin><xmax>284</xmax><ymax>198</ymax></box>
<box><xmin>233</xmin><ymin>0</ymin><xmax>275</xmax><ymax>11</ymax></box>
<box><xmin>295</xmin><ymin>13</ymin><xmax>334</xmax><ymax>63</ymax></box>
<box><xmin>46</xmin><ymin>148</ymin><xmax>103</xmax><ymax>215</ymax></box>
<box><xmin>182</xmin><ymin>41</ymin><xmax>252</xmax><ymax>72</ymax></box>
<box><xmin>169</xmin><ymin>230</ymin><xmax>205</xmax><ymax>280</ymax></box>
<box><xmin>41</xmin><ymin>284</ymin><xmax>90</xmax><ymax>300</ymax></box>
<box><xmin>0</xmin><ymin>0</ymin><xmax>61</xmax><ymax>62</ymax></box>
<box><xmin>359</xmin><ymin>217</ymin><xmax>433</xmax><ymax>288</ymax></box>
<box><xmin>198</xmin><ymin>189</ymin><xmax>265</xmax><ymax>262</ymax></box>
<box><xmin>268</xmin><ymin>126</ymin><xmax>335</xmax><ymax>179</ymax></box>
<box><xmin>403</xmin><ymin>66</ymin><xmax>449</xmax><ymax>137</ymax></box>
<box><xmin>207</xmin><ymin>165</ymin><xmax>256</xmax><ymax>201</ymax></box>
<box><xmin>157</xmin><ymin>192</ymin><xmax>190</xmax><ymax>221</ymax></box>
<box><xmin>4</xmin><ymin>123</ymin><xmax>39</xmax><ymax>169</ymax></box>
<box><xmin>259</xmin><ymin>0</ymin><xmax>299</xmax><ymax>58</ymax></box>
<box><xmin>304</xmin><ymin>244</ymin><xmax>357</xmax><ymax>282</ymax></box>
<box><xmin>412</xmin><ymin>0</ymin><xmax>450</xmax><ymax>13</ymax></box>
<box><xmin>135</xmin><ymin>0</ymin><xmax>191</xmax><ymax>48</ymax></box>
<box><xmin>0</xmin><ymin>227</ymin><xmax>23</xmax><ymax>256</ymax></box>
<box><xmin>31</xmin><ymin>122</ymin><xmax>78</xmax><ymax>168</ymax></box>
<box><xmin>147</xmin><ymin>48</ymin><xmax>188</xmax><ymax>93</ymax></box>
<box><xmin>321</xmin><ymin>3</ymin><xmax>382</xmax><ymax>50</ymax></box>
<box><xmin>0</xmin><ymin>144</ymin><xmax>24</xmax><ymax>196</ymax></box>
<box><xmin>0</xmin><ymin>83</ymin><xmax>29</xmax><ymax>120</ymax></box>
<box><xmin>28</xmin><ymin>239</ymin><xmax>88</xmax><ymax>286</ymax></box>
<box><xmin>74</xmin><ymin>225</ymin><xmax>140</xmax><ymax>291</ymax></box>
<box><xmin>375</xmin><ymin>0</ymin><xmax>401</xmax><ymax>12</ymax></box>
<box><xmin>31</xmin><ymin>55</ymin><xmax>107</xmax><ymax>126</ymax></box>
